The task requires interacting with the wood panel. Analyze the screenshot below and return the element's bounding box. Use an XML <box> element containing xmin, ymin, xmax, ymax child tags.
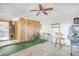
<box><xmin>15</xmin><ymin>17</ymin><xmax>40</xmax><ymax>42</ymax></box>
<box><xmin>9</xmin><ymin>21</ymin><xmax>16</xmax><ymax>39</ymax></box>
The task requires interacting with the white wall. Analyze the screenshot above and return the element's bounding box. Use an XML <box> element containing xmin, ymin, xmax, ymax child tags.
<box><xmin>40</xmin><ymin>11</ymin><xmax>79</xmax><ymax>44</ymax></box>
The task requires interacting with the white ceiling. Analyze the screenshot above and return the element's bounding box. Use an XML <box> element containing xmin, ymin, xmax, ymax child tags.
<box><xmin>0</xmin><ymin>3</ymin><xmax>79</xmax><ymax>20</ymax></box>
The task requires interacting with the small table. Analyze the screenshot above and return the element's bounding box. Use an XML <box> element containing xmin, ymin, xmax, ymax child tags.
<box><xmin>53</xmin><ymin>33</ymin><xmax>64</xmax><ymax>48</ymax></box>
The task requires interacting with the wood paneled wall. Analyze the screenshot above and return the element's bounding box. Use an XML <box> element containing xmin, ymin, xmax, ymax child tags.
<box><xmin>15</xmin><ymin>17</ymin><xmax>40</xmax><ymax>41</ymax></box>
<box><xmin>9</xmin><ymin>21</ymin><xmax>15</xmax><ymax>39</ymax></box>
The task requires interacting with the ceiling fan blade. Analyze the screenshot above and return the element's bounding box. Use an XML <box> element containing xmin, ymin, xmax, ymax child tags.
<box><xmin>44</xmin><ymin>8</ymin><xmax>53</xmax><ymax>11</ymax></box>
<box><xmin>30</xmin><ymin>10</ymin><xmax>40</xmax><ymax>11</ymax></box>
<box><xmin>36</xmin><ymin>12</ymin><xmax>40</xmax><ymax>16</ymax></box>
<box><xmin>39</xmin><ymin>4</ymin><xmax>43</xmax><ymax>10</ymax></box>
<box><xmin>43</xmin><ymin>11</ymin><xmax>48</xmax><ymax>15</ymax></box>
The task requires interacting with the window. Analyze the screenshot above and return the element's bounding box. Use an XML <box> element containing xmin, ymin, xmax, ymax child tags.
<box><xmin>0</xmin><ymin>22</ymin><xmax>9</xmax><ymax>40</ymax></box>
<box><xmin>51</xmin><ymin>23</ymin><xmax>60</xmax><ymax>33</ymax></box>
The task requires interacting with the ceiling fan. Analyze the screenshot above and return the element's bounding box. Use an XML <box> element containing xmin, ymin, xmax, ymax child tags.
<box><xmin>30</xmin><ymin>4</ymin><xmax>53</xmax><ymax>16</ymax></box>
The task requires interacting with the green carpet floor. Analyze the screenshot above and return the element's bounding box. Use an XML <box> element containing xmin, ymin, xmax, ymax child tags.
<box><xmin>0</xmin><ymin>39</ymin><xmax>47</xmax><ymax>56</ymax></box>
